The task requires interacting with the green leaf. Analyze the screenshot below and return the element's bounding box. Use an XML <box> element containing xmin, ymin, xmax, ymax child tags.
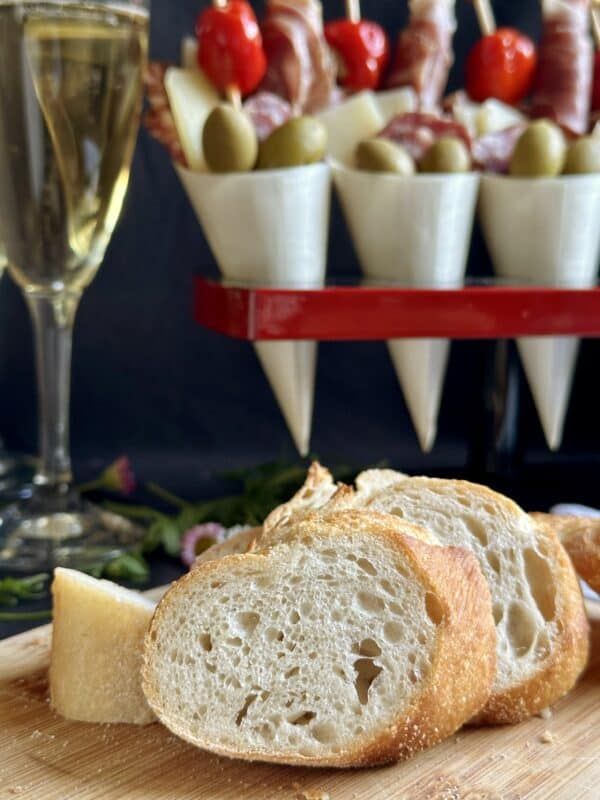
<box><xmin>102</xmin><ymin>552</ymin><xmax>150</xmax><ymax>583</ymax></box>
<box><xmin>0</xmin><ymin>574</ymin><xmax>49</xmax><ymax>606</ymax></box>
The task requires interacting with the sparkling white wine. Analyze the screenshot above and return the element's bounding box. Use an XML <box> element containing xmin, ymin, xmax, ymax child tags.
<box><xmin>0</xmin><ymin>2</ymin><xmax>148</xmax><ymax>293</ymax></box>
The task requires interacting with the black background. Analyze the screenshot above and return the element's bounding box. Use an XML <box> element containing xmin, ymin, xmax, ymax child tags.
<box><xmin>0</xmin><ymin>0</ymin><xmax>598</xmax><ymax>509</ymax></box>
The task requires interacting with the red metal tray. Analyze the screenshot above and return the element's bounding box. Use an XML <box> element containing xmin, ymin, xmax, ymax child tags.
<box><xmin>194</xmin><ymin>277</ymin><xmax>600</xmax><ymax>341</ymax></box>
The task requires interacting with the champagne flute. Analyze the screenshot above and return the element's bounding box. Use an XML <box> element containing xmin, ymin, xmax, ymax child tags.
<box><xmin>0</xmin><ymin>0</ymin><xmax>149</xmax><ymax>570</ymax></box>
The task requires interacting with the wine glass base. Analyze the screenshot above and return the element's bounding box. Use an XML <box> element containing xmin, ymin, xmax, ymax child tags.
<box><xmin>0</xmin><ymin>489</ymin><xmax>145</xmax><ymax>573</ymax></box>
<box><xmin>0</xmin><ymin>454</ymin><xmax>36</xmax><ymax>501</ymax></box>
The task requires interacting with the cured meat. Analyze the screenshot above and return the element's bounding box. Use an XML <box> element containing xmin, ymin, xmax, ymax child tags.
<box><xmin>144</xmin><ymin>62</ymin><xmax>187</xmax><ymax>166</ymax></box>
<box><xmin>260</xmin><ymin>0</ymin><xmax>336</xmax><ymax>113</ymax></box>
<box><xmin>243</xmin><ymin>91</ymin><xmax>294</xmax><ymax>140</ymax></box>
<box><xmin>379</xmin><ymin>112</ymin><xmax>470</xmax><ymax>161</ymax></box>
<box><xmin>531</xmin><ymin>0</ymin><xmax>593</xmax><ymax>135</ymax></box>
<box><xmin>472</xmin><ymin>123</ymin><xmax>528</xmax><ymax>173</ymax></box>
<box><xmin>386</xmin><ymin>0</ymin><xmax>456</xmax><ymax>110</ymax></box>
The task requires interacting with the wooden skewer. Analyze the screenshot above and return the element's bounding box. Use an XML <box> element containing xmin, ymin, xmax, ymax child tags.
<box><xmin>346</xmin><ymin>0</ymin><xmax>361</xmax><ymax>24</ymax></box>
<box><xmin>473</xmin><ymin>0</ymin><xmax>496</xmax><ymax>37</ymax></box>
<box><xmin>212</xmin><ymin>0</ymin><xmax>243</xmax><ymax>108</ymax></box>
<box><xmin>591</xmin><ymin>1</ymin><xmax>600</xmax><ymax>50</ymax></box>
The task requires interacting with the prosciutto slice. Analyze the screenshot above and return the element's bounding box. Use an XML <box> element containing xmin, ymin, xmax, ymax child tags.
<box><xmin>144</xmin><ymin>63</ymin><xmax>187</xmax><ymax>166</ymax></box>
<box><xmin>260</xmin><ymin>0</ymin><xmax>336</xmax><ymax>113</ymax></box>
<box><xmin>379</xmin><ymin>112</ymin><xmax>470</xmax><ymax>161</ymax></box>
<box><xmin>531</xmin><ymin>0</ymin><xmax>593</xmax><ymax>135</ymax></box>
<box><xmin>386</xmin><ymin>0</ymin><xmax>456</xmax><ymax>110</ymax></box>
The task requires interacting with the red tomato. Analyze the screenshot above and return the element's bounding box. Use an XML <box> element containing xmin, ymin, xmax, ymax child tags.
<box><xmin>466</xmin><ymin>27</ymin><xmax>537</xmax><ymax>105</ymax></box>
<box><xmin>592</xmin><ymin>51</ymin><xmax>600</xmax><ymax>112</ymax></box>
<box><xmin>196</xmin><ymin>1</ymin><xmax>266</xmax><ymax>96</ymax></box>
<box><xmin>324</xmin><ymin>19</ymin><xmax>390</xmax><ymax>91</ymax></box>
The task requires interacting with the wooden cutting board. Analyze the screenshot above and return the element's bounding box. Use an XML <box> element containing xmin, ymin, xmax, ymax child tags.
<box><xmin>0</xmin><ymin>594</ymin><xmax>598</xmax><ymax>800</ymax></box>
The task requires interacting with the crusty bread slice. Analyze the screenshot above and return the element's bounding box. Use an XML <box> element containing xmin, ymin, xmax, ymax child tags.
<box><xmin>259</xmin><ymin>461</ymin><xmax>338</xmax><ymax>539</ymax></box>
<box><xmin>194</xmin><ymin>527</ymin><xmax>260</xmax><ymax>568</ymax></box>
<box><xmin>313</xmin><ymin>477</ymin><xmax>589</xmax><ymax>724</ymax></box>
<box><xmin>531</xmin><ymin>512</ymin><xmax>600</xmax><ymax>594</ymax></box>
<box><xmin>50</xmin><ymin>567</ymin><xmax>156</xmax><ymax>725</ymax></box>
<box><xmin>142</xmin><ymin>511</ymin><xmax>495</xmax><ymax>767</ymax></box>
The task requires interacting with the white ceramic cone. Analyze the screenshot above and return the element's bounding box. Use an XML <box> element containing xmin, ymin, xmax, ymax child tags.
<box><xmin>177</xmin><ymin>163</ymin><xmax>331</xmax><ymax>455</ymax></box>
<box><xmin>480</xmin><ymin>174</ymin><xmax>600</xmax><ymax>449</ymax></box>
<box><xmin>332</xmin><ymin>164</ymin><xmax>479</xmax><ymax>450</ymax></box>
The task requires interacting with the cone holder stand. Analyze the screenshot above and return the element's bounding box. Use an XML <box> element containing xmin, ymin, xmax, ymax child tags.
<box><xmin>194</xmin><ymin>278</ymin><xmax>600</xmax><ymax>341</ymax></box>
<box><xmin>194</xmin><ymin>277</ymin><xmax>600</xmax><ymax>477</ymax></box>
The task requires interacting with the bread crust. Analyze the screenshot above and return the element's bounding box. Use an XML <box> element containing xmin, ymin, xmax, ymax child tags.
<box><xmin>192</xmin><ymin>527</ymin><xmax>259</xmax><ymax>568</ymax></box>
<box><xmin>472</xmin><ymin>518</ymin><xmax>589</xmax><ymax>724</ymax></box>
<box><xmin>257</xmin><ymin>461</ymin><xmax>337</xmax><ymax>543</ymax></box>
<box><xmin>323</xmin><ymin>477</ymin><xmax>591</xmax><ymax>726</ymax></box>
<box><xmin>142</xmin><ymin>511</ymin><xmax>496</xmax><ymax>768</ymax></box>
<box><xmin>531</xmin><ymin>512</ymin><xmax>600</xmax><ymax>594</ymax></box>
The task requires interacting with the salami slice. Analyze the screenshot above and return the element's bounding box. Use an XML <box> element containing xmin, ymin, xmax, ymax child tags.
<box><xmin>143</xmin><ymin>62</ymin><xmax>187</xmax><ymax>166</ymax></box>
<box><xmin>243</xmin><ymin>91</ymin><xmax>294</xmax><ymax>140</ymax></box>
<box><xmin>472</xmin><ymin>123</ymin><xmax>529</xmax><ymax>173</ymax></box>
<box><xmin>379</xmin><ymin>112</ymin><xmax>471</xmax><ymax>161</ymax></box>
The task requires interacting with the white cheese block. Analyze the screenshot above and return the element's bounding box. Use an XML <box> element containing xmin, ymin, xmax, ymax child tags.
<box><xmin>477</xmin><ymin>99</ymin><xmax>526</xmax><ymax>136</ymax></box>
<box><xmin>50</xmin><ymin>568</ymin><xmax>157</xmax><ymax>725</ymax></box>
<box><xmin>375</xmin><ymin>87</ymin><xmax>418</xmax><ymax>124</ymax></box>
<box><xmin>165</xmin><ymin>67</ymin><xmax>220</xmax><ymax>171</ymax></box>
<box><xmin>181</xmin><ymin>36</ymin><xmax>198</xmax><ymax>70</ymax></box>
<box><xmin>319</xmin><ymin>91</ymin><xmax>384</xmax><ymax>166</ymax></box>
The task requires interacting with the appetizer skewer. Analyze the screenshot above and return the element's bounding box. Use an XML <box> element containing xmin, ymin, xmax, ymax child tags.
<box><xmin>330</xmin><ymin>3</ymin><xmax>479</xmax><ymax>452</ymax></box>
<box><xmin>146</xmin><ymin>1</ymin><xmax>331</xmax><ymax>455</ymax></box>
<box><xmin>479</xmin><ymin>0</ymin><xmax>600</xmax><ymax>449</ymax></box>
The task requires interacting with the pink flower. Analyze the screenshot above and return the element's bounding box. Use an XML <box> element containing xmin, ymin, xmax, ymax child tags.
<box><xmin>181</xmin><ymin>523</ymin><xmax>226</xmax><ymax>567</ymax></box>
<box><xmin>101</xmin><ymin>456</ymin><xmax>136</xmax><ymax>496</ymax></box>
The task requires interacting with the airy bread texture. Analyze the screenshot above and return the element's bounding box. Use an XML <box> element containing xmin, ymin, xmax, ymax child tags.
<box><xmin>143</xmin><ymin>511</ymin><xmax>496</xmax><ymax>767</ymax></box>
<box><xmin>50</xmin><ymin>568</ymin><xmax>157</xmax><ymax>725</ymax></box>
<box><xmin>310</xmin><ymin>476</ymin><xmax>589</xmax><ymax>724</ymax></box>
<box><xmin>532</xmin><ymin>512</ymin><xmax>600</xmax><ymax>594</ymax></box>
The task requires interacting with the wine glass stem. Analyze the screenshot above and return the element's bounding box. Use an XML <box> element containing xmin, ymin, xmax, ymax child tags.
<box><xmin>25</xmin><ymin>291</ymin><xmax>80</xmax><ymax>494</ymax></box>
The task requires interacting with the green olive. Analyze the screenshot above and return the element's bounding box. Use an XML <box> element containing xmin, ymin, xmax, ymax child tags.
<box><xmin>355</xmin><ymin>138</ymin><xmax>416</xmax><ymax>175</ymax></box>
<box><xmin>509</xmin><ymin>120</ymin><xmax>566</xmax><ymax>178</ymax></box>
<box><xmin>202</xmin><ymin>104</ymin><xmax>258</xmax><ymax>173</ymax></box>
<box><xmin>420</xmin><ymin>136</ymin><xmax>471</xmax><ymax>173</ymax></box>
<box><xmin>257</xmin><ymin>116</ymin><xmax>327</xmax><ymax>169</ymax></box>
<box><xmin>563</xmin><ymin>136</ymin><xmax>600</xmax><ymax>175</ymax></box>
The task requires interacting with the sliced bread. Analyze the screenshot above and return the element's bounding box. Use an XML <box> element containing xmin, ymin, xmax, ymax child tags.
<box><xmin>303</xmin><ymin>477</ymin><xmax>589</xmax><ymax>724</ymax></box>
<box><xmin>194</xmin><ymin>527</ymin><xmax>260</xmax><ymax>568</ymax></box>
<box><xmin>531</xmin><ymin>512</ymin><xmax>600</xmax><ymax>594</ymax></box>
<box><xmin>50</xmin><ymin>567</ymin><xmax>157</xmax><ymax>725</ymax></box>
<box><xmin>142</xmin><ymin>511</ymin><xmax>495</xmax><ymax>767</ymax></box>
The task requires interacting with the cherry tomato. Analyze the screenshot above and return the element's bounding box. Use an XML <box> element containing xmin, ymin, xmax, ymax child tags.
<box><xmin>592</xmin><ymin>51</ymin><xmax>600</xmax><ymax>112</ymax></box>
<box><xmin>466</xmin><ymin>27</ymin><xmax>537</xmax><ymax>105</ymax></box>
<box><xmin>324</xmin><ymin>19</ymin><xmax>390</xmax><ymax>91</ymax></box>
<box><xmin>196</xmin><ymin>1</ymin><xmax>267</xmax><ymax>96</ymax></box>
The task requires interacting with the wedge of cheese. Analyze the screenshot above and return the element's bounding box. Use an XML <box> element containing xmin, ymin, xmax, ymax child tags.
<box><xmin>165</xmin><ymin>67</ymin><xmax>220</xmax><ymax>170</ymax></box>
<box><xmin>375</xmin><ymin>87</ymin><xmax>418</xmax><ymax>124</ymax></box>
<box><xmin>50</xmin><ymin>568</ymin><xmax>157</xmax><ymax>725</ymax></box>
<box><xmin>319</xmin><ymin>91</ymin><xmax>384</xmax><ymax>165</ymax></box>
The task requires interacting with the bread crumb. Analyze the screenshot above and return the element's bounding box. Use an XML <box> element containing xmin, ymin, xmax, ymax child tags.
<box><xmin>540</xmin><ymin>730</ymin><xmax>555</xmax><ymax>744</ymax></box>
<box><xmin>296</xmin><ymin>792</ymin><xmax>331</xmax><ymax>800</ymax></box>
<box><xmin>537</xmin><ymin>707</ymin><xmax>552</xmax><ymax>720</ymax></box>
<box><xmin>7</xmin><ymin>788</ymin><xmax>23</xmax><ymax>796</ymax></box>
